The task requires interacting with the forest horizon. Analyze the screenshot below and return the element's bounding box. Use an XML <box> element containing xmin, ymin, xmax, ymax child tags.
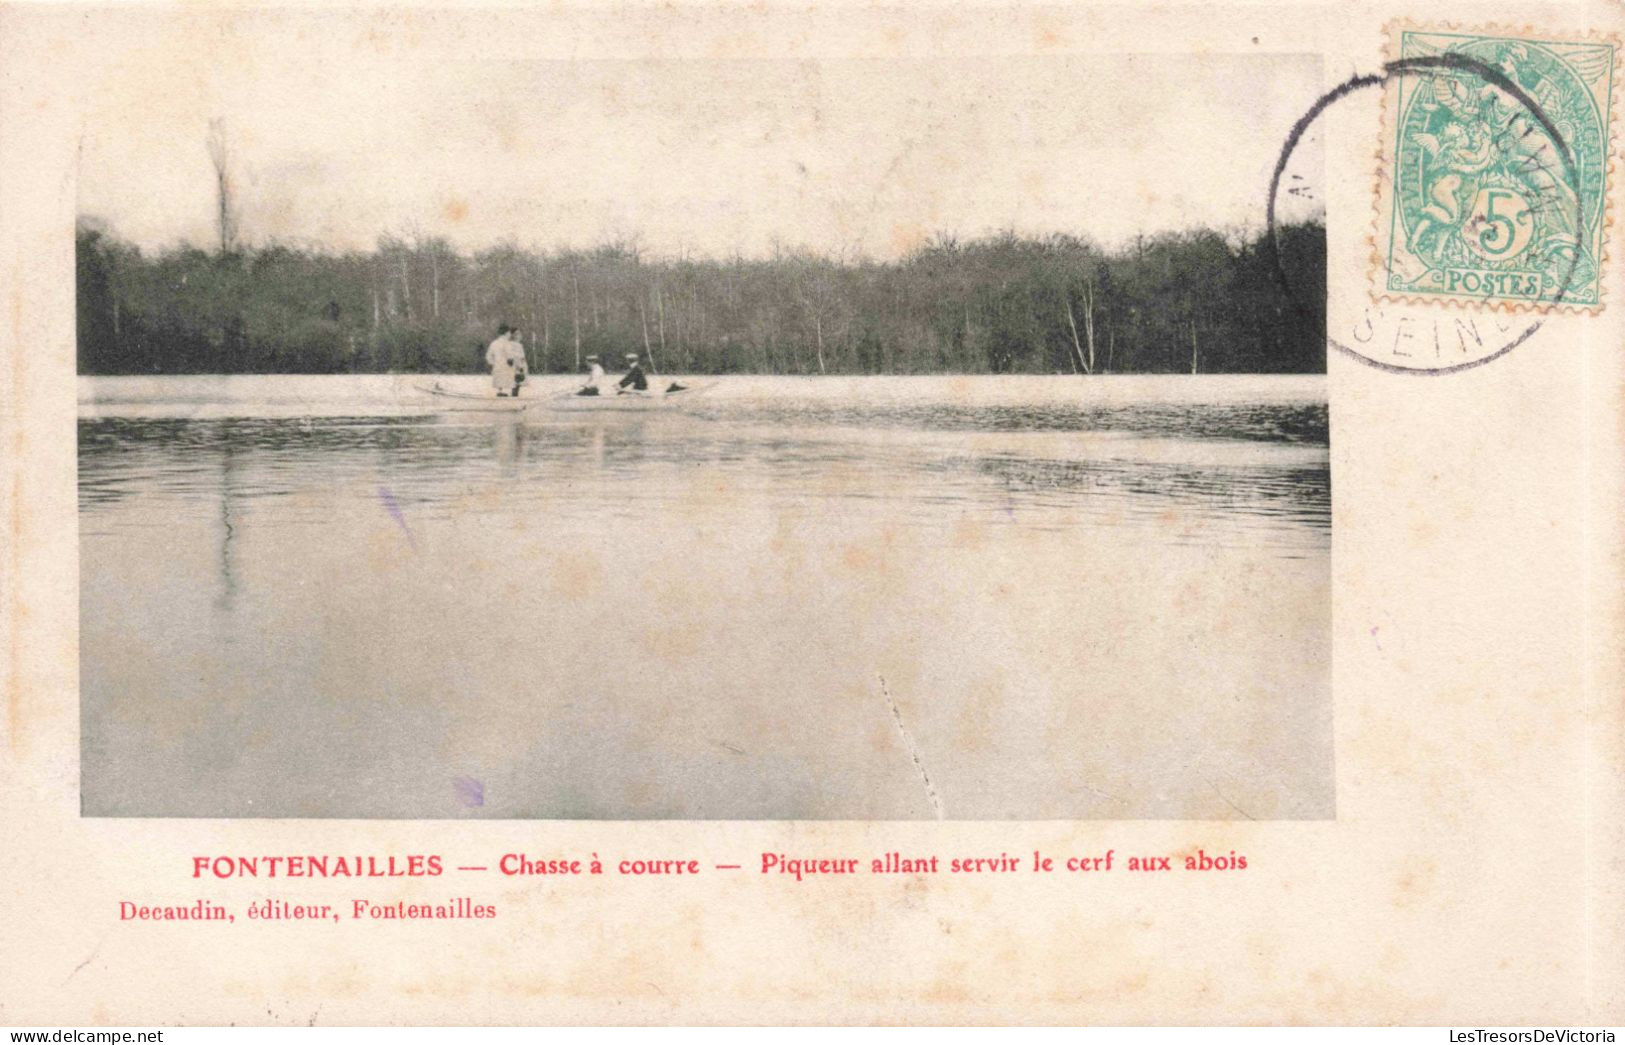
<box><xmin>77</xmin><ymin>219</ymin><xmax>1327</xmax><ymax>377</ymax></box>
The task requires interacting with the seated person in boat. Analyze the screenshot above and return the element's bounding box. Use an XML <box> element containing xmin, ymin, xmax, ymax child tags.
<box><xmin>577</xmin><ymin>354</ymin><xmax>606</xmax><ymax>396</ymax></box>
<box><xmin>485</xmin><ymin>325</ymin><xmax>528</xmax><ymax>397</ymax></box>
<box><xmin>617</xmin><ymin>352</ymin><xmax>648</xmax><ymax>393</ymax></box>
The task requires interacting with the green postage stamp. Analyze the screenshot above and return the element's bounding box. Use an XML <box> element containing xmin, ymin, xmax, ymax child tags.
<box><xmin>1375</xmin><ymin>26</ymin><xmax>1618</xmax><ymax>311</ymax></box>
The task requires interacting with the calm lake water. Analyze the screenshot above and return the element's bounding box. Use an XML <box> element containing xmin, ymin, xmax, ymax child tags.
<box><xmin>79</xmin><ymin>373</ymin><xmax>1331</xmax><ymax>819</ymax></box>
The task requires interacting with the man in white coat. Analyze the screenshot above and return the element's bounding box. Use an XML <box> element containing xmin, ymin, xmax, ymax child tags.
<box><xmin>485</xmin><ymin>325</ymin><xmax>527</xmax><ymax>397</ymax></box>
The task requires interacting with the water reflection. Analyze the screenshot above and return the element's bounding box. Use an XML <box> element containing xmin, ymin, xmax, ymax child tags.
<box><xmin>216</xmin><ymin>439</ymin><xmax>239</xmax><ymax>611</ymax></box>
<box><xmin>685</xmin><ymin>398</ymin><xmax>1330</xmax><ymax>442</ymax></box>
<box><xmin>491</xmin><ymin>415</ymin><xmax>527</xmax><ymax>476</ymax></box>
<box><xmin>78</xmin><ymin>375</ymin><xmax>1332</xmax><ymax>819</ymax></box>
<box><xmin>81</xmin><ymin>399</ymin><xmax>1329</xmax><ymax>554</ymax></box>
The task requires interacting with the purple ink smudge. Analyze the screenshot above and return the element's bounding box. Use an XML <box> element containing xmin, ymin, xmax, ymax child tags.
<box><xmin>453</xmin><ymin>776</ymin><xmax>484</xmax><ymax>808</ymax></box>
<box><xmin>377</xmin><ymin>485</ymin><xmax>416</xmax><ymax>550</ymax></box>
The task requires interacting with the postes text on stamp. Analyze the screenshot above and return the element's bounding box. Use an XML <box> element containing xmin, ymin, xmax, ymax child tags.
<box><xmin>1375</xmin><ymin>27</ymin><xmax>1617</xmax><ymax>311</ymax></box>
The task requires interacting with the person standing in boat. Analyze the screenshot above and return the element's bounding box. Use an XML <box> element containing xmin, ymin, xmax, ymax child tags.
<box><xmin>577</xmin><ymin>354</ymin><xmax>606</xmax><ymax>396</ymax></box>
<box><xmin>485</xmin><ymin>324</ymin><xmax>527</xmax><ymax>397</ymax></box>
<box><xmin>617</xmin><ymin>352</ymin><xmax>648</xmax><ymax>393</ymax></box>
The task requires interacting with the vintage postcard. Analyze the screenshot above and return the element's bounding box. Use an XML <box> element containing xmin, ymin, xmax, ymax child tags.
<box><xmin>2</xmin><ymin>0</ymin><xmax>1622</xmax><ymax>1027</ymax></box>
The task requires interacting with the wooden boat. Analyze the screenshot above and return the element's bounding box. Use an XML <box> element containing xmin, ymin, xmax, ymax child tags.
<box><xmin>542</xmin><ymin>383</ymin><xmax>711</xmax><ymax>411</ymax></box>
<box><xmin>414</xmin><ymin>382</ymin><xmax>540</xmax><ymax>410</ymax></box>
<box><xmin>414</xmin><ymin>380</ymin><xmax>712</xmax><ymax>412</ymax></box>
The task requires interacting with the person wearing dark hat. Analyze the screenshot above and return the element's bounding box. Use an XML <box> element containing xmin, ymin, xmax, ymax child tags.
<box><xmin>617</xmin><ymin>352</ymin><xmax>648</xmax><ymax>393</ymax></box>
<box><xmin>576</xmin><ymin>354</ymin><xmax>606</xmax><ymax>396</ymax></box>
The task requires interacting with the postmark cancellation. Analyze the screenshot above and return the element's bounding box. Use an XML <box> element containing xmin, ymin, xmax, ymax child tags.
<box><xmin>1373</xmin><ymin>25</ymin><xmax>1619</xmax><ymax>312</ymax></box>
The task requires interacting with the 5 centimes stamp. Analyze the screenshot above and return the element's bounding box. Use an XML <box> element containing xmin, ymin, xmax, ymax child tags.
<box><xmin>1374</xmin><ymin>26</ymin><xmax>1618</xmax><ymax>311</ymax></box>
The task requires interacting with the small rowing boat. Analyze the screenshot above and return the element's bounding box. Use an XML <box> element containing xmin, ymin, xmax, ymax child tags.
<box><xmin>414</xmin><ymin>380</ymin><xmax>713</xmax><ymax>412</ymax></box>
<box><xmin>543</xmin><ymin>383</ymin><xmax>712</xmax><ymax>411</ymax></box>
<box><xmin>414</xmin><ymin>382</ymin><xmax>538</xmax><ymax>410</ymax></box>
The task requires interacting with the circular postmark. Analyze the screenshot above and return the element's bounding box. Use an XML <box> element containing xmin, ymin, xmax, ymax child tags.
<box><xmin>1267</xmin><ymin>51</ymin><xmax>1585</xmax><ymax>374</ymax></box>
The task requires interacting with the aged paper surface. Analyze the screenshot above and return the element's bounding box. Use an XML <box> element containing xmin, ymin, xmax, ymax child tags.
<box><xmin>2</xmin><ymin>0</ymin><xmax>1623</xmax><ymax>1025</ymax></box>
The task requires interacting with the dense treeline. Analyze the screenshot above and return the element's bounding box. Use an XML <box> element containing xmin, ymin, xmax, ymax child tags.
<box><xmin>76</xmin><ymin>220</ymin><xmax>1325</xmax><ymax>376</ymax></box>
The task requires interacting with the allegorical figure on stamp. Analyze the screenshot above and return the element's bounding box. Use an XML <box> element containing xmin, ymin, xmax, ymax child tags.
<box><xmin>1380</xmin><ymin>30</ymin><xmax>1615</xmax><ymax>309</ymax></box>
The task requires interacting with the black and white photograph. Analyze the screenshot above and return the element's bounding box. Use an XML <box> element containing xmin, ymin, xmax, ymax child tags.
<box><xmin>75</xmin><ymin>21</ymin><xmax>1330</xmax><ymax>819</ymax></box>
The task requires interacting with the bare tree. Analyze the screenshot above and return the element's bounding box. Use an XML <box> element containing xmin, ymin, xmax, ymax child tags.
<box><xmin>206</xmin><ymin>119</ymin><xmax>238</xmax><ymax>254</ymax></box>
<box><xmin>569</xmin><ymin>257</ymin><xmax>582</xmax><ymax>370</ymax></box>
<box><xmin>656</xmin><ymin>282</ymin><xmax>667</xmax><ymax>360</ymax></box>
<box><xmin>631</xmin><ymin>249</ymin><xmax>659</xmax><ymax>371</ymax></box>
<box><xmin>534</xmin><ymin>259</ymin><xmax>551</xmax><ymax>365</ymax></box>
<box><xmin>414</xmin><ymin>236</ymin><xmax>457</xmax><ymax>321</ymax></box>
<box><xmin>1063</xmin><ymin>296</ymin><xmax>1084</xmax><ymax>374</ymax></box>
<box><xmin>429</xmin><ymin>247</ymin><xmax>441</xmax><ymax>318</ymax></box>
<box><xmin>1074</xmin><ymin>271</ymin><xmax>1098</xmax><ymax>374</ymax></box>
<box><xmin>792</xmin><ymin>251</ymin><xmax>845</xmax><ymax>374</ymax></box>
<box><xmin>638</xmin><ymin>290</ymin><xmax>654</xmax><ymax>362</ymax></box>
